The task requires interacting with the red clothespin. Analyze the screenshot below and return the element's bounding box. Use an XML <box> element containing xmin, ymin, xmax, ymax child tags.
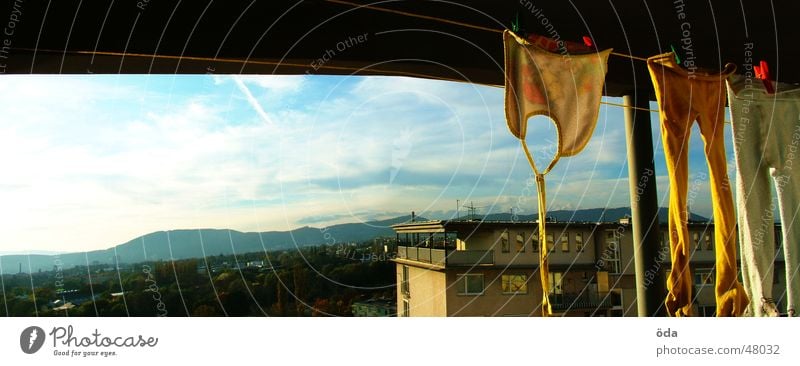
<box><xmin>754</xmin><ymin>60</ymin><xmax>775</xmax><ymax>94</ymax></box>
<box><xmin>582</xmin><ymin>36</ymin><xmax>593</xmax><ymax>47</ymax></box>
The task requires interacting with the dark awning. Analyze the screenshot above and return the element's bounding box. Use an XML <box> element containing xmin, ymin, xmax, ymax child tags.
<box><xmin>1</xmin><ymin>0</ymin><xmax>796</xmax><ymax>97</ymax></box>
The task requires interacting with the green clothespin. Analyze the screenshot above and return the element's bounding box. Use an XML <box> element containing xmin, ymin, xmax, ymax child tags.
<box><xmin>670</xmin><ymin>45</ymin><xmax>681</xmax><ymax>64</ymax></box>
<box><xmin>511</xmin><ymin>12</ymin><xmax>520</xmax><ymax>33</ymax></box>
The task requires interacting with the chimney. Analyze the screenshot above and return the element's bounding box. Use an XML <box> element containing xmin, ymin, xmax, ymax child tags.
<box><xmin>19</xmin><ymin>262</ymin><xmax>22</xmax><ymax>274</ymax></box>
<box><xmin>411</xmin><ymin>211</ymin><xmax>415</xmax><ymax>222</ymax></box>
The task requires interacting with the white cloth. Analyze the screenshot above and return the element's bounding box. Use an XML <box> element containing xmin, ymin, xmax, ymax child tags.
<box><xmin>728</xmin><ymin>74</ymin><xmax>800</xmax><ymax>316</ymax></box>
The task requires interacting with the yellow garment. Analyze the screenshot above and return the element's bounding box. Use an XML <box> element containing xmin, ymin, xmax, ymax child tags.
<box><xmin>503</xmin><ymin>30</ymin><xmax>611</xmax><ymax>316</ymax></box>
<box><xmin>647</xmin><ymin>52</ymin><xmax>749</xmax><ymax>317</ymax></box>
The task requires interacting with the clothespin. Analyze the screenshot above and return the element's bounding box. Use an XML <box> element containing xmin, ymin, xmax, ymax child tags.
<box><xmin>511</xmin><ymin>12</ymin><xmax>520</xmax><ymax>33</ymax></box>
<box><xmin>753</xmin><ymin>62</ymin><xmax>764</xmax><ymax>79</ymax></box>
<box><xmin>754</xmin><ymin>60</ymin><xmax>775</xmax><ymax>94</ymax></box>
<box><xmin>670</xmin><ymin>45</ymin><xmax>681</xmax><ymax>65</ymax></box>
<box><xmin>582</xmin><ymin>36</ymin><xmax>593</xmax><ymax>47</ymax></box>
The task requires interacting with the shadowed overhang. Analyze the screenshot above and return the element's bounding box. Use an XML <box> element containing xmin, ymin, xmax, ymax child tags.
<box><xmin>0</xmin><ymin>0</ymin><xmax>797</xmax><ymax>98</ymax></box>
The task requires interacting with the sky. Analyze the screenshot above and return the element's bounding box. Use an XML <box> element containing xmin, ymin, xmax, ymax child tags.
<box><xmin>0</xmin><ymin>74</ymin><xmax>737</xmax><ymax>252</ymax></box>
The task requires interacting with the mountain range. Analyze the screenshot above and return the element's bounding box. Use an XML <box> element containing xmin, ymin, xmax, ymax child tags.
<box><xmin>0</xmin><ymin>207</ymin><xmax>706</xmax><ymax>274</ymax></box>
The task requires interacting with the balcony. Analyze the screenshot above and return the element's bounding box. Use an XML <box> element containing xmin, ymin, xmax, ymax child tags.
<box><xmin>550</xmin><ymin>292</ymin><xmax>619</xmax><ymax>311</ymax></box>
<box><xmin>397</xmin><ymin>246</ymin><xmax>494</xmax><ymax>267</ymax></box>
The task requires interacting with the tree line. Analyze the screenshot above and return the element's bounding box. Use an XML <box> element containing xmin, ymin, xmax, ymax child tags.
<box><xmin>0</xmin><ymin>241</ymin><xmax>396</xmax><ymax>316</ymax></box>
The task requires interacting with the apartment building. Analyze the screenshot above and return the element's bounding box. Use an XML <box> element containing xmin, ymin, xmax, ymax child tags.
<box><xmin>392</xmin><ymin>219</ymin><xmax>788</xmax><ymax>317</ymax></box>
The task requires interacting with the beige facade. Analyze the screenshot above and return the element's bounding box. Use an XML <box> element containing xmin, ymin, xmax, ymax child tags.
<box><xmin>396</xmin><ymin>264</ymin><xmax>447</xmax><ymax>316</ymax></box>
<box><xmin>444</xmin><ymin>268</ymin><xmax>544</xmax><ymax>316</ymax></box>
<box><xmin>394</xmin><ymin>219</ymin><xmax>788</xmax><ymax>317</ymax></box>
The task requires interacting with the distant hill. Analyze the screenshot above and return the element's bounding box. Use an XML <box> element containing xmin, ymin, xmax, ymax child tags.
<box><xmin>0</xmin><ymin>207</ymin><xmax>706</xmax><ymax>273</ymax></box>
<box><xmin>0</xmin><ymin>215</ymin><xmax>418</xmax><ymax>274</ymax></box>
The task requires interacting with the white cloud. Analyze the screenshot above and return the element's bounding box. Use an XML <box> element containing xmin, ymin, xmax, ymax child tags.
<box><xmin>0</xmin><ymin>74</ymin><xmax>730</xmax><ymax>253</ymax></box>
<box><xmin>0</xmin><ymin>78</ymin><xmax>290</xmax><ymax>251</ymax></box>
<box><xmin>232</xmin><ymin>76</ymin><xmax>276</xmax><ymax>125</ymax></box>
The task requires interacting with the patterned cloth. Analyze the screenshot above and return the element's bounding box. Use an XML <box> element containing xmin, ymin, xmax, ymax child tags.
<box><xmin>503</xmin><ymin>30</ymin><xmax>611</xmax><ymax>316</ymax></box>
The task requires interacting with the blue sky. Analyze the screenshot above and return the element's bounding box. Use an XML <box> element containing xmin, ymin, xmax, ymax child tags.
<box><xmin>0</xmin><ymin>74</ymin><xmax>734</xmax><ymax>252</ymax></box>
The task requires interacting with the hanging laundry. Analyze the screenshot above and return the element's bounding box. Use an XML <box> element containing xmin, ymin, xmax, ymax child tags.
<box><xmin>727</xmin><ymin>74</ymin><xmax>800</xmax><ymax>317</ymax></box>
<box><xmin>647</xmin><ymin>52</ymin><xmax>749</xmax><ymax>317</ymax></box>
<box><xmin>503</xmin><ymin>30</ymin><xmax>611</xmax><ymax>316</ymax></box>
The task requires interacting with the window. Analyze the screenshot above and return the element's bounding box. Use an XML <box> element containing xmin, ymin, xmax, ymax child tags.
<box><xmin>546</xmin><ymin>233</ymin><xmax>554</xmax><ymax>252</ymax></box>
<box><xmin>515</xmin><ymin>232</ymin><xmax>525</xmax><ymax>253</ymax></box>
<box><xmin>501</xmin><ymin>230</ymin><xmax>510</xmax><ymax>253</ymax></box>
<box><xmin>501</xmin><ymin>274</ymin><xmax>528</xmax><ymax>294</ymax></box>
<box><xmin>575</xmin><ymin>233</ymin><xmax>584</xmax><ymax>252</ymax></box>
<box><xmin>694</xmin><ymin>268</ymin><xmax>714</xmax><ymax>286</ymax></box>
<box><xmin>704</xmin><ymin>233</ymin><xmax>712</xmax><ymax>251</ymax></box>
<box><xmin>402</xmin><ymin>299</ymin><xmax>410</xmax><ymax>317</ymax></box>
<box><xmin>401</xmin><ymin>266</ymin><xmax>410</xmax><ymax>296</ymax></box>
<box><xmin>548</xmin><ymin>272</ymin><xmax>563</xmax><ymax>295</ymax></box>
<box><xmin>693</xmin><ymin>232</ymin><xmax>700</xmax><ymax>250</ymax></box>
<box><xmin>561</xmin><ymin>233</ymin><xmax>569</xmax><ymax>252</ymax></box>
<box><xmin>603</xmin><ymin>230</ymin><xmax>621</xmax><ymax>274</ymax></box>
<box><xmin>531</xmin><ymin>231</ymin><xmax>539</xmax><ymax>252</ymax></box>
<box><xmin>458</xmin><ymin>274</ymin><xmax>484</xmax><ymax>295</ymax></box>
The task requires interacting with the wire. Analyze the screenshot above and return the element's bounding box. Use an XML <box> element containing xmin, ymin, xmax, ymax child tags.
<box><xmin>18</xmin><ymin>48</ymin><xmax>731</xmax><ymax>122</ymax></box>
<box><xmin>326</xmin><ymin>0</ymin><xmax>502</xmax><ymax>34</ymax></box>
<box><xmin>323</xmin><ymin>0</ymin><xmax>736</xmax><ymax>123</ymax></box>
<box><xmin>601</xmin><ymin>100</ymin><xmax>656</xmax><ymax>112</ymax></box>
<box><xmin>611</xmin><ymin>52</ymin><xmax>648</xmax><ymax>62</ymax></box>
<box><xmin>16</xmin><ymin>48</ymin><xmax>636</xmax><ymax>91</ymax></box>
<box><xmin>324</xmin><ymin>0</ymin><xmax>649</xmax><ymax>62</ymax></box>
<box><xmin>477</xmin><ymin>83</ymin><xmax>662</xmax><ymax>114</ymax></box>
<box><xmin>600</xmin><ymin>100</ymin><xmax>732</xmax><ymax>124</ymax></box>
<box><xmin>14</xmin><ymin>47</ymin><xmax>481</xmax><ymax>84</ymax></box>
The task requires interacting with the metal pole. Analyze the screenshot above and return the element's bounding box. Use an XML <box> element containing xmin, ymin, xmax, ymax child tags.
<box><xmin>623</xmin><ymin>94</ymin><xmax>665</xmax><ymax>316</ymax></box>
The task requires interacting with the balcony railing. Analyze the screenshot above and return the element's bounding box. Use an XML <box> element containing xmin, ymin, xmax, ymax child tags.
<box><xmin>550</xmin><ymin>292</ymin><xmax>619</xmax><ymax>311</ymax></box>
<box><xmin>396</xmin><ymin>246</ymin><xmax>493</xmax><ymax>266</ymax></box>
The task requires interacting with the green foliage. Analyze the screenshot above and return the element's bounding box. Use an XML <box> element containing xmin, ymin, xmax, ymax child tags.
<box><xmin>0</xmin><ymin>241</ymin><xmax>395</xmax><ymax>316</ymax></box>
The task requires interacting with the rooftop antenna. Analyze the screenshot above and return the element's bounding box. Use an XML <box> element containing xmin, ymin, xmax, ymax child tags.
<box><xmin>464</xmin><ymin>202</ymin><xmax>475</xmax><ymax>219</ymax></box>
<box><xmin>463</xmin><ymin>202</ymin><xmax>483</xmax><ymax>220</ymax></box>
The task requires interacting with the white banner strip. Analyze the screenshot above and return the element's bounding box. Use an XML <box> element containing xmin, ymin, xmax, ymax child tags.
<box><xmin>0</xmin><ymin>317</ymin><xmax>794</xmax><ymax>365</ymax></box>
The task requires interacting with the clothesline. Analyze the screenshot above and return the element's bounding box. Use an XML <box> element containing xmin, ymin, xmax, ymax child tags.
<box><xmin>324</xmin><ymin>0</ymin><xmax>738</xmax><ymax>121</ymax></box>
<box><xmin>324</xmin><ymin>0</ymin><xmax>649</xmax><ymax>62</ymax></box>
<box><xmin>600</xmin><ymin>100</ymin><xmax>735</xmax><ymax>124</ymax></box>
<box><xmin>15</xmin><ymin>47</ymin><xmax>477</xmax><ymax>84</ymax></box>
<box><xmin>482</xmin><ymin>83</ymin><xmax>728</xmax><ymax>120</ymax></box>
<box><xmin>600</xmin><ymin>100</ymin><xmax>656</xmax><ymax>112</ymax></box>
<box><xmin>23</xmin><ymin>47</ymin><xmax>730</xmax><ymax>121</ymax></box>
<box><xmin>599</xmin><ymin>100</ymin><xmax>733</xmax><ymax>124</ymax></box>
